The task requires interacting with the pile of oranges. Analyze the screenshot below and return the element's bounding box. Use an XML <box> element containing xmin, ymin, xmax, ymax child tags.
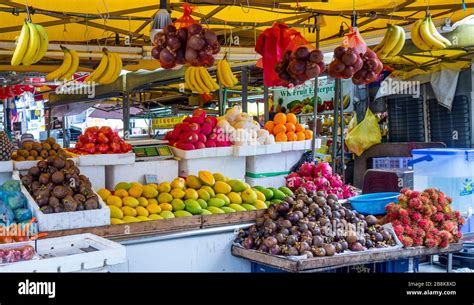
<box><xmin>264</xmin><ymin>113</ymin><xmax>313</xmax><ymax>142</ymax></box>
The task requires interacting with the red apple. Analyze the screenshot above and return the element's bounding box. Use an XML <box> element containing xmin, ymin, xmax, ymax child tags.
<box><xmin>198</xmin><ymin>133</ymin><xmax>207</xmax><ymax>143</ymax></box>
<box><xmin>189</xmin><ymin>123</ymin><xmax>201</xmax><ymax>133</ymax></box>
<box><xmin>200</xmin><ymin>123</ymin><xmax>212</xmax><ymax>136</ymax></box>
<box><xmin>193</xmin><ymin>108</ymin><xmax>207</xmax><ymax>118</ymax></box>
<box><xmin>205</xmin><ymin>140</ymin><xmax>217</xmax><ymax>147</ymax></box>
<box><xmin>205</xmin><ymin>116</ymin><xmax>217</xmax><ymax>128</ymax></box>
<box><xmin>195</xmin><ymin>142</ymin><xmax>206</xmax><ymax>149</ymax></box>
<box><xmin>184</xmin><ymin>131</ymin><xmax>199</xmax><ymax>143</ymax></box>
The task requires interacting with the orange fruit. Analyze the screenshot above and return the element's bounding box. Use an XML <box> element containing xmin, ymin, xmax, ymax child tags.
<box><xmin>304</xmin><ymin>129</ymin><xmax>313</xmax><ymax>140</ymax></box>
<box><xmin>296</xmin><ymin>131</ymin><xmax>306</xmax><ymax>141</ymax></box>
<box><xmin>264</xmin><ymin>121</ymin><xmax>275</xmax><ymax>133</ymax></box>
<box><xmin>273</xmin><ymin>123</ymin><xmax>287</xmax><ymax>135</ymax></box>
<box><xmin>286</xmin><ymin>132</ymin><xmax>297</xmax><ymax>141</ymax></box>
<box><xmin>287</xmin><ymin>113</ymin><xmax>297</xmax><ymax>124</ymax></box>
<box><xmin>275</xmin><ymin>132</ymin><xmax>288</xmax><ymax>142</ymax></box>
<box><xmin>274</xmin><ymin>113</ymin><xmax>287</xmax><ymax>125</ymax></box>
<box><xmin>295</xmin><ymin>123</ymin><xmax>305</xmax><ymax>133</ymax></box>
<box><xmin>285</xmin><ymin>123</ymin><xmax>296</xmax><ymax>133</ymax></box>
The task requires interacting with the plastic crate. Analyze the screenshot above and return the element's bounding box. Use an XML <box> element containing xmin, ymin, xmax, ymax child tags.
<box><xmin>372</xmin><ymin>157</ymin><xmax>412</xmax><ymax>169</ymax></box>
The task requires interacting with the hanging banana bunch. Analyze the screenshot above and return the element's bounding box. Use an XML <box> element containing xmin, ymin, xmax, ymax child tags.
<box><xmin>411</xmin><ymin>15</ymin><xmax>451</xmax><ymax>51</ymax></box>
<box><xmin>11</xmin><ymin>20</ymin><xmax>49</xmax><ymax>66</ymax></box>
<box><xmin>45</xmin><ymin>46</ymin><xmax>79</xmax><ymax>81</ymax></box>
<box><xmin>373</xmin><ymin>24</ymin><xmax>406</xmax><ymax>59</ymax></box>
<box><xmin>184</xmin><ymin>66</ymin><xmax>219</xmax><ymax>94</ymax></box>
<box><xmin>85</xmin><ymin>50</ymin><xmax>123</xmax><ymax>85</ymax></box>
<box><xmin>216</xmin><ymin>58</ymin><xmax>238</xmax><ymax>88</ymax></box>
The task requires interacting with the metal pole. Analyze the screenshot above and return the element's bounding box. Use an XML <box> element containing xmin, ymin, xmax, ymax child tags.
<box><xmin>123</xmin><ymin>92</ymin><xmax>130</xmax><ymax>140</ymax></box>
<box><xmin>63</xmin><ymin>116</ymin><xmax>70</xmax><ymax>148</ymax></box>
<box><xmin>46</xmin><ymin>107</ymin><xmax>51</xmax><ymax>138</ymax></box>
<box><xmin>311</xmin><ymin>24</ymin><xmax>320</xmax><ymax>161</ymax></box>
<box><xmin>218</xmin><ymin>85</ymin><xmax>224</xmax><ymax>116</ymax></box>
<box><xmin>339</xmin><ymin>79</ymin><xmax>345</xmax><ymax>180</ymax></box>
<box><xmin>241</xmin><ymin>66</ymin><xmax>248</xmax><ymax>113</ymax></box>
<box><xmin>263</xmin><ymin>86</ymin><xmax>269</xmax><ymax>122</ymax></box>
<box><xmin>331</xmin><ymin>79</ymin><xmax>340</xmax><ymax>172</ymax></box>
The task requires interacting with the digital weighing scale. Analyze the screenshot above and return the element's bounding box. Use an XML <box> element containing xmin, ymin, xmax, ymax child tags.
<box><xmin>127</xmin><ymin>139</ymin><xmax>174</xmax><ymax>161</ymax></box>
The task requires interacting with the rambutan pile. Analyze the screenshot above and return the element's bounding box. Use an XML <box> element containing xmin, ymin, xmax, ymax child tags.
<box><xmin>385</xmin><ymin>188</ymin><xmax>465</xmax><ymax>248</ymax></box>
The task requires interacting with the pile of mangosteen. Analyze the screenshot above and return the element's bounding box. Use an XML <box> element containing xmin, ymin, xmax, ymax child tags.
<box><xmin>235</xmin><ymin>187</ymin><xmax>395</xmax><ymax>257</ymax></box>
<box><xmin>20</xmin><ymin>156</ymin><xmax>101</xmax><ymax>214</ymax></box>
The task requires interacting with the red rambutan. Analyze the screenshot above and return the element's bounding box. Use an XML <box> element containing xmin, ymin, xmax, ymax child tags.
<box><xmin>432</xmin><ymin>212</ymin><xmax>444</xmax><ymax>223</ymax></box>
<box><xmin>409</xmin><ymin>191</ymin><xmax>420</xmax><ymax>199</ymax></box>
<box><xmin>401</xmin><ymin>235</ymin><xmax>413</xmax><ymax>247</ymax></box>
<box><xmin>393</xmin><ymin>225</ymin><xmax>404</xmax><ymax>236</ymax></box>
<box><xmin>410</xmin><ymin>212</ymin><xmax>422</xmax><ymax>222</ymax></box>
<box><xmin>413</xmin><ymin>237</ymin><xmax>423</xmax><ymax>246</ymax></box>
<box><xmin>424</xmin><ymin>238</ymin><xmax>438</xmax><ymax>248</ymax></box>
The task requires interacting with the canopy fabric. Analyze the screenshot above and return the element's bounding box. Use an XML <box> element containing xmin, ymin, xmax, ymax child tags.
<box><xmin>0</xmin><ymin>1</ymin><xmax>473</xmax><ymax>48</ymax></box>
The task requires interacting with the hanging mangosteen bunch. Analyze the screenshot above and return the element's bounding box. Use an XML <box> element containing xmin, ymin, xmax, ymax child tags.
<box><xmin>274</xmin><ymin>46</ymin><xmax>326</xmax><ymax>87</ymax></box>
<box><xmin>152</xmin><ymin>23</ymin><xmax>220</xmax><ymax>69</ymax></box>
<box><xmin>235</xmin><ymin>187</ymin><xmax>396</xmax><ymax>257</ymax></box>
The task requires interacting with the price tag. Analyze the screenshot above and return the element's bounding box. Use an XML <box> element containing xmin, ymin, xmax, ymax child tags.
<box><xmin>145</xmin><ymin>175</ymin><xmax>159</xmax><ymax>185</ymax></box>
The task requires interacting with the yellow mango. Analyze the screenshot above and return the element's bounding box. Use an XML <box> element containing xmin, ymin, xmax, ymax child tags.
<box><xmin>123</xmin><ymin>197</ymin><xmax>139</xmax><ymax>208</ymax></box>
<box><xmin>142</xmin><ymin>185</ymin><xmax>158</xmax><ymax>199</ymax></box>
<box><xmin>158</xmin><ymin>182</ymin><xmax>171</xmax><ymax>193</ymax></box>
<box><xmin>114</xmin><ymin>189</ymin><xmax>129</xmax><ymax>199</ymax></box>
<box><xmin>170</xmin><ymin>188</ymin><xmax>186</xmax><ymax>199</ymax></box>
<box><xmin>109</xmin><ymin>205</ymin><xmax>124</xmax><ymax>219</ymax></box>
<box><xmin>136</xmin><ymin>206</ymin><xmax>150</xmax><ymax>217</ymax></box>
<box><xmin>111</xmin><ymin>218</ymin><xmax>125</xmax><ymax>225</ymax></box>
<box><xmin>98</xmin><ymin>188</ymin><xmax>111</xmax><ymax>201</ymax></box>
<box><xmin>122</xmin><ymin>216</ymin><xmax>140</xmax><ymax>223</ymax></box>
<box><xmin>198</xmin><ymin>170</ymin><xmax>215</xmax><ymax>186</ymax></box>
<box><xmin>158</xmin><ymin>192</ymin><xmax>173</xmax><ymax>203</ymax></box>
<box><xmin>159</xmin><ymin>202</ymin><xmax>173</xmax><ymax>212</ymax></box>
<box><xmin>170</xmin><ymin>177</ymin><xmax>186</xmax><ymax>190</ymax></box>
<box><xmin>186</xmin><ymin>175</ymin><xmax>201</xmax><ymax>189</ymax></box>
<box><xmin>128</xmin><ymin>186</ymin><xmax>143</xmax><ymax>198</ymax></box>
<box><xmin>137</xmin><ymin>197</ymin><xmax>149</xmax><ymax>207</ymax></box>
<box><xmin>121</xmin><ymin>206</ymin><xmax>137</xmax><ymax>217</ymax></box>
<box><xmin>146</xmin><ymin>203</ymin><xmax>162</xmax><ymax>214</ymax></box>
<box><xmin>149</xmin><ymin>214</ymin><xmax>163</xmax><ymax>220</ymax></box>
<box><xmin>137</xmin><ymin>216</ymin><xmax>151</xmax><ymax>222</ymax></box>
<box><xmin>106</xmin><ymin>195</ymin><xmax>123</xmax><ymax>208</ymax></box>
<box><xmin>185</xmin><ymin>189</ymin><xmax>199</xmax><ymax>200</ymax></box>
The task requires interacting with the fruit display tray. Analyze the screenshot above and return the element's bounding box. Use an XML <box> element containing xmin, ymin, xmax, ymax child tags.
<box><xmin>77</xmin><ymin>153</ymin><xmax>135</xmax><ymax>166</ymax></box>
<box><xmin>0</xmin><ymin>233</ymin><xmax>126</xmax><ymax>272</ymax></box>
<box><xmin>0</xmin><ymin>160</ymin><xmax>13</xmax><ymax>172</ymax></box>
<box><xmin>171</xmin><ymin>147</ymin><xmax>233</xmax><ymax>159</ymax></box>
<box><xmin>13</xmin><ymin>171</ymin><xmax>110</xmax><ymax>232</ymax></box>
<box><xmin>232</xmin><ymin>243</ymin><xmax>463</xmax><ymax>272</ymax></box>
<box><xmin>281</xmin><ymin>139</ymin><xmax>320</xmax><ymax>152</ymax></box>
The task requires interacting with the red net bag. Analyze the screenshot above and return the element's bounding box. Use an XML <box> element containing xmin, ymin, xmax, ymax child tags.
<box><xmin>173</xmin><ymin>3</ymin><xmax>198</xmax><ymax>29</ymax></box>
<box><xmin>327</xmin><ymin>27</ymin><xmax>366</xmax><ymax>79</ymax></box>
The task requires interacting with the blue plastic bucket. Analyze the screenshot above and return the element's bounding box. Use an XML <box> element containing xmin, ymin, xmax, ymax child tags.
<box><xmin>348</xmin><ymin>192</ymin><xmax>399</xmax><ymax>215</ymax></box>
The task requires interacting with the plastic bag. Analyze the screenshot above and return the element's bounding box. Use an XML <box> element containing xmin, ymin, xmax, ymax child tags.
<box><xmin>283</xmin><ymin>29</ymin><xmax>311</xmax><ymax>53</ymax></box>
<box><xmin>347</xmin><ymin>112</ymin><xmax>358</xmax><ymax>133</ymax></box>
<box><xmin>173</xmin><ymin>3</ymin><xmax>198</xmax><ymax>29</ymax></box>
<box><xmin>343</xmin><ymin>27</ymin><xmax>367</xmax><ymax>55</ymax></box>
<box><xmin>345</xmin><ymin>109</ymin><xmax>381</xmax><ymax>156</ymax></box>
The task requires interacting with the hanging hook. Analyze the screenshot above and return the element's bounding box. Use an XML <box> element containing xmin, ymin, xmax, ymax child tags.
<box><xmin>24</xmin><ymin>0</ymin><xmax>31</xmax><ymax>22</ymax></box>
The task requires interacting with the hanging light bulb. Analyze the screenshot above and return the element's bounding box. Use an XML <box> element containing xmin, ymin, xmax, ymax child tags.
<box><xmin>150</xmin><ymin>0</ymin><xmax>172</xmax><ymax>45</ymax></box>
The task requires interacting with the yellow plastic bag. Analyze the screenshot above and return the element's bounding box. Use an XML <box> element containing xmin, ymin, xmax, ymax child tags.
<box><xmin>345</xmin><ymin>109</ymin><xmax>381</xmax><ymax>156</ymax></box>
<box><xmin>347</xmin><ymin>112</ymin><xmax>358</xmax><ymax>133</ymax></box>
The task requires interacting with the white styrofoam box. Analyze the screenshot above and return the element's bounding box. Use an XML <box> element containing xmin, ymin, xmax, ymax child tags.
<box><xmin>246</xmin><ymin>153</ymin><xmax>287</xmax><ymax>174</ymax></box>
<box><xmin>77</xmin><ymin>153</ymin><xmax>135</xmax><ymax>166</ymax></box>
<box><xmin>79</xmin><ymin>165</ymin><xmax>106</xmax><ymax>189</ymax></box>
<box><xmin>13</xmin><ymin>171</ymin><xmax>110</xmax><ymax>232</ymax></box>
<box><xmin>305</xmin><ymin>139</ymin><xmax>322</xmax><ymax>150</ymax></box>
<box><xmin>215</xmin><ymin>146</ymin><xmax>233</xmax><ymax>157</ymax></box>
<box><xmin>171</xmin><ymin>147</ymin><xmax>213</xmax><ymax>159</ymax></box>
<box><xmin>0</xmin><ymin>160</ymin><xmax>13</xmax><ymax>172</ymax></box>
<box><xmin>245</xmin><ymin>174</ymin><xmax>287</xmax><ymax>188</ymax></box>
<box><xmin>179</xmin><ymin>156</ymin><xmax>246</xmax><ymax>180</ymax></box>
<box><xmin>105</xmin><ymin>159</ymin><xmax>178</xmax><ymax>189</ymax></box>
<box><xmin>280</xmin><ymin>142</ymin><xmax>293</xmax><ymax>151</ymax></box>
<box><xmin>233</xmin><ymin>143</ymin><xmax>282</xmax><ymax>157</ymax></box>
<box><xmin>292</xmin><ymin>140</ymin><xmax>306</xmax><ymax>151</ymax></box>
<box><xmin>285</xmin><ymin>150</ymin><xmax>306</xmax><ymax>171</ymax></box>
<box><xmin>0</xmin><ymin>233</ymin><xmax>127</xmax><ymax>272</ymax></box>
<box><xmin>14</xmin><ymin>160</ymin><xmax>39</xmax><ymax>171</ymax></box>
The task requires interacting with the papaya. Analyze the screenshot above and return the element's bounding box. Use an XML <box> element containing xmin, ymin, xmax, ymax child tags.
<box><xmin>207</xmin><ymin>206</ymin><xmax>225</xmax><ymax>214</ymax></box>
<box><xmin>242</xmin><ymin>203</ymin><xmax>257</xmax><ymax>211</ymax></box>
<box><xmin>278</xmin><ymin>186</ymin><xmax>294</xmax><ymax>197</ymax></box>
<box><xmin>198</xmin><ymin>170</ymin><xmax>215</xmax><ymax>186</ymax></box>
<box><xmin>221</xmin><ymin>207</ymin><xmax>236</xmax><ymax>213</ymax></box>
<box><xmin>174</xmin><ymin>210</ymin><xmax>193</xmax><ymax>218</ymax></box>
<box><xmin>207</xmin><ymin>198</ymin><xmax>225</xmax><ymax>208</ymax></box>
<box><xmin>109</xmin><ymin>205</ymin><xmax>123</xmax><ymax>219</ymax></box>
<box><xmin>228</xmin><ymin>204</ymin><xmax>246</xmax><ymax>212</ymax></box>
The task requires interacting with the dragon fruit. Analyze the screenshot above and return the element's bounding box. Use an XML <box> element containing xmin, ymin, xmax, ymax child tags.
<box><xmin>298</xmin><ymin>162</ymin><xmax>315</xmax><ymax>177</ymax></box>
<box><xmin>286</xmin><ymin>172</ymin><xmax>303</xmax><ymax>191</ymax></box>
<box><xmin>302</xmin><ymin>181</ymin><xmax>317</xmax><ymax>192</ymax></box>
<box><xmin>302</xmin><ymin>176</ymin><xmax>313</xmax><ymax>183</ymax></box>
<box><xmin>328</xmin><ymin>175</ymin><xmax>343</xmax><ymax>188</ymax></box>
<box><xmin>313</xmin><ymin>176</ymin><xmax>330</xmax><ymax>191</ymax></box>
<box><xmin>314</xmin><ymin>162</ymin><xmax>332</xmax><ymax>178</ymax></box>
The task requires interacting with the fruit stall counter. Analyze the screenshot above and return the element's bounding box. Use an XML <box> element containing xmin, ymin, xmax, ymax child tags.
<box><xmin>231</xmin><ymin>243</ymin><xmax>463</xmax><ymax>273</ymax></box>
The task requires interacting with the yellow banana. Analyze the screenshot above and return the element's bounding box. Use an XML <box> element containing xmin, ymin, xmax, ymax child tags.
<box><xmin>85</xmin><ymin>51</ymin><xmax>108</xmax><ymax>82</ymax></box>
<box><xmin>191</xmin><ymin>67</ymin><xmax>206</xmax><ymax>94</ymax></box>
<box><xmin>198</xmin><ymin>67</ymin><xmax>219</xmax><ymax>91</ymax></box>
<box><xmin>216</xmin><ymin>60</ymin><xmax>226</xmax><ymax>87</ymax></box>
<box><xmin>411</xmin><ymin>19</ymin><xmax>431</xmax><ymax>51</ymax></box>
<box><xmin>11</xmin><ymin>21</ymin><xmax>30</xmax><ymax>66</ymax></box>
<box><xmin>31</xmin><ymin>24</ymin><xmax>48</xmax><ymax>64</ymax></box>
<box><xmin>96</xmin><ymin>52</ymin><xmax>117</xmax><ymax>84</ymax></box>
<box><xmin>221</xmin><ymin>59</ymin><xmax>238</xmax><ymax>85</ymax></box>
<box><xmin>221</xmin><ymin>60</ymin><xmax>236</xmax><ymax>88</ymax></box>
<box><xmin>419</xmin><ymin>17</ymin><xmax>445</xmax><ymax>50</ymax></box>
<box><xmin>378</xmin><ymin>25</ymin><xmax>401</xmax><ymax>58</ymax></box>
<box><xmin>45</xmin><ymin>48</ymin><xmax>72</xmax><ymax>80</ymax></box>
<box><xmin>61</xmin><ymin>49</ymin><xmax>79</xmax><ymax>80</ymax></box>
<box><xmin>109</xmin><ymin>53</ymin><xmax>123</xmax><ymax>84</ymax></box>
<box><xmin>387</xmin><ymin>26</ymin><xmax>405</xmax><ymax>57</ymax></box>
<box><xmin>21</xmin><ymin>22</ymin><xmax>40</xmax><ymax>66</ymax></box>
<box><xmin>184</xmin><ymin>66</ymin><xmax>194</xmax><ymax>91</ymax></box>
<box><xmin>373</xmin><ymin>28</ymin><xmax>390</xmax><ymax>54</ymax></box>
<box><xmin>427</xmin><ymin>16</ymin><xmax>451</xmax><ymax>47</ymax></box>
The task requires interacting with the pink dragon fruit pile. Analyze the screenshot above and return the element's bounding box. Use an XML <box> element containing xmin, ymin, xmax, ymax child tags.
<box><xmin>285</xmin><ymin>162</ymin><xmax>357</xmax><ymax>199</ymax></box>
